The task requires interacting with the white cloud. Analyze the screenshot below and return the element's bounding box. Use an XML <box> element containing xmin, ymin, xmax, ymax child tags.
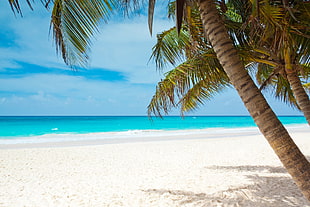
<box><xmin>0</xmin><ymin>74</ymin><xmax>156</xmax><ymax>115</ymax></box>
<box><xmin>1</xmin><ymin>1</ymin><xmax>173</xmax><ymax>83</ymax></box>
<box><xmin>0</xmin><ymin>3</ymin><xmax>67</xmax><ymax>70</ymax></box>
<box><xmin>0</xmin><ymin>1</ymin><xmax>303</xmax><ymax>116</ymax></box>
<box><xmin>0</xmin><ymin>73</ymin><xmax>302</xmax><ymax>116</ymax></box>
<box><xmin>91</xmin><ymin>16</ymin><xmax>173</xmax><ymax>83</ymax></box>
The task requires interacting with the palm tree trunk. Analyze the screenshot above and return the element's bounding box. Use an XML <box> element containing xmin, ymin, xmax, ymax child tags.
<box><xmin>198</xmin><ymin>0</ymin><xmax>310</xmax><ymax>200</ymax></box>
<box><xmin>286</xmin><ymin>70</ymin><xmax>310</xmax><ymax>125</ymax></box>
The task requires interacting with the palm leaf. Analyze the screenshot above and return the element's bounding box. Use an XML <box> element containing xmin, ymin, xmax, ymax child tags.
<box><xmin>8</xmin><ymin>0</ymin><xmax>51</xmax><ymax>15</ymax></box>
<box><xmin>148</xmin><ymin>51</ymin><xmax>230</xmax><ymax>116</ymax></box>
<box><xmin>150</xmin><ymin>27</ymin><xmax>190</xmax><ymax>70</ymax></box>
<box><xmin>51</xmin><ymin>0</ymin><xmax>116</xmax><ymax>67</ymax></box>
<box><xmin>149</xmin><ymin>0</ymin><xmax>309</xmax><ymax>116</ymax></box>
<box><xmin>274</xmin><ymin>75</ymin><xmax>299</xmax><ymax>108</ymax></box>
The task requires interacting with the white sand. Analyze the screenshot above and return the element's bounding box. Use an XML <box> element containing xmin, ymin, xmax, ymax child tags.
<box><xmin>0</xmin><ymin>126</ymin><xmax>309</xmax><ymax>207</ymax></box>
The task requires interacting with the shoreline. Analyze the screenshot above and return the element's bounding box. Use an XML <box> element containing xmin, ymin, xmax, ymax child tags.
<box><xmin>0</xmin><ymin>126</ymin><xmax>309</xmax><ymax>206</ymax></box>
<box><xmin>0</xmin><ymin>124</ymin><xmax>308</xmax><ymax>149</ymax></box>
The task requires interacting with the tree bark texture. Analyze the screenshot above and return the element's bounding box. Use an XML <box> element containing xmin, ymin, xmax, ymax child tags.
<box><xmin>198</xmin><ymin>0</ymin><xmax>310</xmax><ymax>201</ymax></box>
<box><xmin>286</xmin><ymin>70</ymin><xmax>310</xmax><ymax>125</ymax></box>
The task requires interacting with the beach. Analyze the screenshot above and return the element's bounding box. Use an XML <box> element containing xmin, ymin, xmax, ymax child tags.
<box><xmin>0</xmin><ymin>126</ymin><xmax>309</xmax><ymax>206</ymax></box>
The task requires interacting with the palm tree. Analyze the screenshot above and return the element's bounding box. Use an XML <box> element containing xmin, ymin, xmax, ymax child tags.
<box><xmin>233</xmin><ymin>0</ymin><xmax>310</xmax><ymax>124</ymax></box>
<box><xmin>149</xmin><ymin>1</ymin><xmax>310</xmax><ymax>119</ymax></box>
<box><xmin>149</xmin><ymin>0</ymin><xmax>310</xmax><ymax>199</ymax></box>
<box><xmin>7</xmin><ymin>0</ymin><xmax>310</xmax><ymax>200</ymax></box>
<box><xmin>148</xmin><ymin>4</ymin><xmax>232</xmax><ymax>115</ymax></box>
<box><xmin>148</xmin><ymin>38</ymin><xmax>231</xmax><ymax>115</ymax></box>
<box><xmin>148</xmin><ymin>2</ymin><xmax>265</xmax><ymax>115</ymax></box>
<box><xmin>197</xmin><ymin>0</ymin><xmax>310</xmax><ymax>199</ymax></box>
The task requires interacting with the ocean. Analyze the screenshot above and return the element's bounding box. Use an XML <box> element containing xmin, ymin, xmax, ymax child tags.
<box><xmin>0</xmin><ymin>116</ymin><xmax>307</xmax><ymax>144</ymax></box>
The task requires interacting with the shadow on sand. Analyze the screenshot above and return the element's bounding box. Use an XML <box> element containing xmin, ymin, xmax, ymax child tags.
<box><xmin>143</xmin><ymin>163</ymin><xmax>310</xmax><ymax>207</ymax></box>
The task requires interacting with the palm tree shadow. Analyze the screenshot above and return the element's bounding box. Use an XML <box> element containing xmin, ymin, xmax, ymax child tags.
<box><xmin>142</xmin><ymin>163</ymin><xmax>310</xmax><ymax>206</ymax></box>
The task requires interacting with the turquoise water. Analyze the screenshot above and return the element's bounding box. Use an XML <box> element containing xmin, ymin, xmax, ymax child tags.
<box><xmin>0</xmin><ymin>116</ymin><xmax>307</xmax><ymax>138</ymax></box>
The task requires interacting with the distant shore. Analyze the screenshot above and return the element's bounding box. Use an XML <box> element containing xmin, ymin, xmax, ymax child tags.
<box><xmin>0</xmin><ymin>125</ymin><xmax>309</xmax><ymax>206</ymax></box>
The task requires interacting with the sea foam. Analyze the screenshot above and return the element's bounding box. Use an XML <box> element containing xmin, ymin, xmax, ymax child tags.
<box><xmin>0</xmin><ymin>127</ymin><xmax>262</xmax><ymax>145</ymax></box>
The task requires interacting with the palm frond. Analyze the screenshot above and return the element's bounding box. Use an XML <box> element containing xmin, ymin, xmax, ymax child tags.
<box><xmin>255</xmin><ymin>63</ymin><xmax>277</xmax><ymax>90</ymax></box>
<box><xmin>179</xmin><ymin>77</ymin><xmax>228</xmax><ymax>113</ymax></box>
<box><xmin>293</xmin><ymin>32</ymin><xmax>310</xmax><ymax>65</ymax></box>
<box><xmin>148</xmin><ymin>52</ymin><xmax>230</xmax><ymax>116</ymax></box>
<box><xmin>168</xmin><ymin>1</ymin><xmax>176</xmax><ymax>19</ymax></box>
<box><xmin>51</xmin><ymin>0</ymin><xmax>116</xmax><ymax>67</ymax></box>
<box><xmin>273</xmin><ymin>75</ymin><xmax>299</xmax><ymax>108</ymax></box>
<box><xmin>118</xmin><ymin>0</ymin><xmax>143</xmax><ymax>16</ymax></box>
<box><xmin>8</xmin><ymin>0</ymin><xmax>51</xmax><ymax>15</ymax></box>
<box><xmin>149</xmin><ymin>0</ymin><xmax>309</xmax><ymax>117</ymax></box>
<box><xmin>300</xmin><ymin>63</ymin><xmax>310</xmax><ymax>79</ymax></box>
<box><xmin>150</xmin><ymin>27</ymin><xmax>190</xmax><ymax>70</ymax></box>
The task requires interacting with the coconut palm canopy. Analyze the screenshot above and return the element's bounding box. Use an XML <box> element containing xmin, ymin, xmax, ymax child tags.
<box><xmin>147</xmin><ymin>0</ymin><xmax>310</xmax><ymax>118</ymax></box>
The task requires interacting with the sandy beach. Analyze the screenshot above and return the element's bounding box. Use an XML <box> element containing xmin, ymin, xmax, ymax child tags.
<box><xmin>0</xmin><ymin>126</ymin><xmax>309</xmax><ymax>207</ymax></box>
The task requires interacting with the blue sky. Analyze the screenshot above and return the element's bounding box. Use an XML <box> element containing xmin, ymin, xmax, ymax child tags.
<box><xmin>0</xmin><ymin>1</ymin><xmax>302</xmax><ymax>116</ymax></box>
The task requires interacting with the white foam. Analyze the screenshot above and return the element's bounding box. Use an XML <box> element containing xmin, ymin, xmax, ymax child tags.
<box><xmin>0</xmin><ymin>124</ymin><xmax>306</xmax><ymax>145</ymax></box>
<box><xmin>0</xmin><ymin>127</ymin><xmax>259</xmax><ymax>145</ymax></box>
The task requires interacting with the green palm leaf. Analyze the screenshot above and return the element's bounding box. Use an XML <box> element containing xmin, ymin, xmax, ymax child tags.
<box><xmin>8</xmin><ymin>0</ymin><xmax>50</xmax><ymax>15</ymax></box>
<box><xmin>51</xmin><ymin>0</ymin><xmax>116</xmax><ymax>67</ymax></box>
<box><xmin>148</xmin><ymin>51</ymin><xmax>230</xmax><ymax>116</ymax></box>
<box><xmin>150</xmin><ymin>27</ymin><xmax>190</xmax><ymax>70</ymax></box>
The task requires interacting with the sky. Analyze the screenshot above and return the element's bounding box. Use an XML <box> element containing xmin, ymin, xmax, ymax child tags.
<box><xmin>0</xmin><ymin>1</ymin><xmax>303</xmax><ymax>116</ymax></box>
